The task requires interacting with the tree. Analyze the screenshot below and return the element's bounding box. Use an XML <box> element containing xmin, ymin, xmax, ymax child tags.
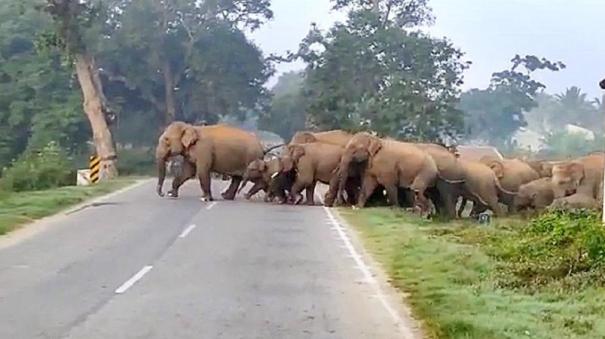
<box><xmin>259</xmin><ymin>71</ymin><xmax>307</xmax><ymax>140</ymax></box>
<box><xmin>39</xmin><ymin>0</ymin><xmax>120</xmax><ymax>178</ymax></box>
<box><xmin>299</xmin><ymin>5</ymin><xmax>468</xmax><ymax>141</ymax></box>
<box><xmin>102</xmin><ymin>0</ymin><xmax>273</xmax><ymax>128</ymax></box>
<box><xmin>0</xmin><ymin>0</ymin><xmax>87</xmax><ymax>171</ymax></box>
<box><xmin>460</xmin><ymin>55</ymin><xmax>565</xmax><ymax>148</ymax></box>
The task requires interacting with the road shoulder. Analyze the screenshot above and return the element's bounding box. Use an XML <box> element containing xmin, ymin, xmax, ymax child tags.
<box><xmin>0</xmin><ymin>178</ymin><xmax>150</xmax><ymax>249</ymax></box>
<box><xmin>330</xmin><ymin>207</ymin><xmax>424</xmax><ymax>339</ymax></box>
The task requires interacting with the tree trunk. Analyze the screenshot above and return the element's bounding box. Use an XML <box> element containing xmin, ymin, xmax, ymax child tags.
<box><xmin>74</xmin><ymin>53</ymin><xmax>118</xmax><ymax>180</ymax></box>
<box><xmin>162</xmin><ymin>60</ymin><xmax>177</xmax><ymax>125</ymax></box>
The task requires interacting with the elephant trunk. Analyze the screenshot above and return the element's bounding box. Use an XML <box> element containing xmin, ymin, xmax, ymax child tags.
<box><xmin>156</xmin><ymin>149</ymin><xmax>168</xmax><ymax>197</ymax></box>
<box><xmin>336</xmin><ymin>156</ymin><xmax>352</xmax><ymax>204</ymax></box>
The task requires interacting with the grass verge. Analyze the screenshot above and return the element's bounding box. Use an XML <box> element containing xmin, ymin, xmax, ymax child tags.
<box><xmin>340</xmin><ymin>208</ymin><xmax>605</xmax><ymax>339</ymax></box>
<box><xmin>0</xmin><ymin>178</ymin><xmax>138</xmax><ymax>235</ymax></box>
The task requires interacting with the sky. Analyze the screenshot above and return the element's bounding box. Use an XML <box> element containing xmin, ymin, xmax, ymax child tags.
<box><xmin>250</xmin><ymin>0</ymin><xmax>605</xmax><ymax>98</ymax></box>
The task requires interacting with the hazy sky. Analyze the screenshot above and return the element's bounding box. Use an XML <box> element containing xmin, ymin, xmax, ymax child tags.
<box><xmin>250</xmin><ymin>0</ymin><xmax>605</xmax><ymax>98</ymax></box>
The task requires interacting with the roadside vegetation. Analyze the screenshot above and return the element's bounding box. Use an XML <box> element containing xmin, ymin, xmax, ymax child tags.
<box><xmin>342</xmin><ymin>208</ymin><xmax>605</xmax><ymax>339</ymax></box>
<box><xmin>0</xmin><ymin>178</ymin><xmax>135</xmax><ymax>235</ymax></box>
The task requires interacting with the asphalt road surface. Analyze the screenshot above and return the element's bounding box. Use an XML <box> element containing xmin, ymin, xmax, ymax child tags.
<box><xmin>0</xmin><ymin>180</ymin><xmax>418</xmax><ymax>339</ymax></box>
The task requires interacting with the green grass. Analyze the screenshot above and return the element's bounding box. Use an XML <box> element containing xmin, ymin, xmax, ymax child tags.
<box><xmin>341</xmin><ymin>208</ymin><xmax>605</xmax><ymax>339</ymax></box>
<box><xmin>0</xmin><ymin>178</ymin><xmax>138</xmax><ymax>235</ymax></box>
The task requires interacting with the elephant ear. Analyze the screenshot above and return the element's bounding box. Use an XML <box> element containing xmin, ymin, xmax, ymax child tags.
<box><xmin>568</xmin><ymin>162</ymin><xmax>585</xmax><ymax>185</ymax></box>
<box><xmin>288</xmin><ymin>144</ymin><xmax>306</xmax><ymax>161</ymax></box>
<box><xmin>487</xmin><ymin>160</ymin><xmax>505</xmax><ymax>179</ymax></box>
<box><xmin>368</xmin><ymin>137</ymin><xmax>382</xmax><ymax>156</ymax></box>
<box><xmin>181</xmin><ymin>127</ymin><xmax>198</xmax><ymax>149</ymax></box>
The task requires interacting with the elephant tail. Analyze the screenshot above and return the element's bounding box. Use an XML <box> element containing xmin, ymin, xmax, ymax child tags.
<box><xmin>494</xmin><ymin>178</ymin><xmax>517</xmax><ymax>197</ymax></box>
<box><xmin>437</xmin><ymin>174</ymin><xmax>465</xmax><ymax>184</ymax></box>
<box><xmin>263</xmin><ymin>144</ymin><xmax>285</xmax><ymax>155</ymax></box>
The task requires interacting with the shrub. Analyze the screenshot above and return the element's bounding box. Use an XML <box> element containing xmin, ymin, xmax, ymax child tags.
<box><xmin>490</xmin><ymin>209</ymin><xmax>605</xmax><ymax>290</ymax></box>
<box><xmin>0</xmin><ymin>142</ymin><xmax>73</xmax><ymax>192</ymax></box>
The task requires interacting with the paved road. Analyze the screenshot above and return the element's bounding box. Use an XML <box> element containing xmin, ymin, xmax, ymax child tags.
<box><xmin>0</xmin><ymin>180</ymin><xmax>417</xmax><ymax>339</ymax></box>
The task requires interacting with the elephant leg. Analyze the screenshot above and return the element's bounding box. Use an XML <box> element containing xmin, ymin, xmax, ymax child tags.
<box><xmin>222</xmin><ymin>176</ymin><xmax>242</xmax><ymax>200</ymax></box>
<box><xmin>290</xmin><ymin>180</ymin><xmax>306</xmax><ymax>205</ymax></box>
<box><xmin>357</xmin><ymin>175</ymin><xmax>379</xmax><ymax>208</ymax></box>
<box><xmin>470</xmin><ymin>202</ymin><xmax>487</xmax><ymax>217</ymax></box>
<box><xmin>457</xmin><ymin>197</ymin><xmax>468</xmax><ymax>218</ymax></box>
<box><xmin>436</xmin><ymin>180</ymin><xmax>457</xmax><ymax>219</ymax></box>
<box><xmin>197</xmin><ymin>169</ymin><xmax>213</xmax><ymax>202</ymax></box>
<box><xmin>169</xmin><ymin>161</ymin><xmax>195</xmax><ymax>198</ymax></box>
<box><xmin>384</xmin><ymin>184</ymin><xmax>400</xmax><ymax>207</ymax></box>
<box><xmin>245</xmin><ymin>181</ymin><xmax>266</xmax><ymax>200</ymax></box>
<box><xmin>305</xmin><ymin>181</ymin><xmax>317</xmax><ymax>206</ymax></box>
<box><xmin>345</xmin><ymin>180</ymin><xmax>359</xmax><ymax>206</ymax></box>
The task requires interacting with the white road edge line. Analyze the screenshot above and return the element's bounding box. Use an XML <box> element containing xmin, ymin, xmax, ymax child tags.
<box><xmin>179</xmin><ymin>224</ymin><xmax>197</xmax><ymax>238</ymax></box>
<box><xmin>322</xmin><ymin>205</ymin><xmax>416</xmax><ymax>339</ymax></box>
<box><xmin>115</xmin><ymin>265</ymin><xmax>153</xmax><ymax>294</ymax></box>
<box><xmin>206</xmin><ymin>202</ymin><xmax>217</xmax><ymax>210</ymax></box>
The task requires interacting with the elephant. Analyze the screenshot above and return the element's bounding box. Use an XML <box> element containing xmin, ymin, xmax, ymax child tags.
<box><xmin>156</xmin><ymin>121</ymin><xmax>268</xmax><ymax>201</ymax></box>
<box><xmin>415</xmin><ymin>143</ymin><xmax>467</xmax><ymax>219</ymax></box>
<box><xmin>513</xmin><ymin>177</ymin><xmax>555</xmax><ymax>213</ymax></box>
<box><xmin>335</xmin><ymin>133</ymin><xmax>438</xmax><ymax>212</ymax></box>
<box><xmin>282</xmin><ymin>143</ymin><xmax>345</xmax><ymax>205</ymax></box>
<box><xmin>478</xmin><ymin>156</ymin><xmax>540</xmax><ymax>212</ymax></box>
<box><xmin>549</xmin><ymin>193</ymin><xmax>600</xmax><ymax>210</ymax></box>
<box><xmin>551</xmin><ymin>153</ymin><xmax>604</xmax><ymax>200</ymax></box>
<box><xmin>289</xmin><ymin>130</ymin><xmax>353</xmax><ymax>147</ymax></box>
<box><xmin>456</xmin><ymin>160</ymin><xmax>514</xmax><ymax>218</ymax></box>
<box><xmin>239</xmin><ymin>157</ymin><xmax>283</xmax><ymax>201</ymax></box>
<box><xmin>480</xmin><ymin>157</ymin><xmax>540</xmax><ymax>191</ymax></box>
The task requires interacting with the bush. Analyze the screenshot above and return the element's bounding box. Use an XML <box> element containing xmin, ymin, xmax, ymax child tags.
<box><xmin>0</xmin><ymin>142</ymin><xmax>74</xmax><ymax>192</ymax></box>
<box><xmin>490</xmin><ymin>209</ymin><xmax>605</xmax><ymax>290</ymax></box>
<box><xmin>116</xmin><ymin>148</ymin><xmax>155</xmax><ymax>176</ymax></box>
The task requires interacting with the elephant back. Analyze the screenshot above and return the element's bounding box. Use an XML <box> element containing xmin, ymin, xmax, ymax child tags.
<box><xmin>415</xmin><ymin>143</ymin><xmax>465</xmax><ymax>182</ymax></box>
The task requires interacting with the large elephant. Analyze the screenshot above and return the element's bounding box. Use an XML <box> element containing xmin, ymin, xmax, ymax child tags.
<box><xmin>282</xmin><ymin>143</ymin><xmax>344</xmax><ymax>205</ymax></box>
<box><xmin>336</xmin><ymin>133</ymin><xmax>438</xmax><ymax>212</ymax></box>
<box><xmin>551</xmin><ymin>153</ymin><xmax>604</xmax><ymax>199</ymax></box>
<box><xmin>155</xmin><ymin>122</ymin><xmax>265</xmax><ymax>201</ymax></box>
<box><xmin>289</xmin><ymin>130</ymin><xmax>353</xmax><ymax>147</ymax></box>
<box><xmin>513</xmin><ymin>177</ymin><xmax>555</xmax><ymax>213</ymax></box>
<box><xmin>415</xmin><ymin>143</ymin><xmax>466</xmax><ymax>218</ymax></box>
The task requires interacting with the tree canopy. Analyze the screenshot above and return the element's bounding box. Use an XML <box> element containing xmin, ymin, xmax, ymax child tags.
<box><xmin>298</xmin><ymin>4</ymin><xmax>469</xmax><ymax>141</ymax></box>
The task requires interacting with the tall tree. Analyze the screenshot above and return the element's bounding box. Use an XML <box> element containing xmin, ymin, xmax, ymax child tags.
<box><xmin>299</xmin><ymin>2</ymin><xmax>468</xmax><ymax>141</ymax></box>
<box><xmin>103</xmin><ymin>0</ymin><xmax>273</xmax><ymax>127</ymax></box>
<box><xmin>40</xmin><ymin>0</ymin><xmax>120</xmax><ymax>178</ymax></box>
<box><xmin>0</xmin><ymin>1</ymin><xmax>86</xmax><ymax>169</ymax></box>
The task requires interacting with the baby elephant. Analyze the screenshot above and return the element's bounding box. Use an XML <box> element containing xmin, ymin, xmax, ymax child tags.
<box><xmin>514</xmin><ymin>177</ymin><xmax>554</xmax><ymax>213</ymax></box>
<box><xmin>549</xmin><ymin>193</ymin><xmax>600</xmax><ymax>210</ymax></box>
<box><xmin>285</xmin><ymin>143</ymin><xmax>344</xmax><ymax>205</ymax></box>
<box><xmin>240</xmin><ymin>158</ymin><xmax>281</xmax><ymax>201</ymax></box>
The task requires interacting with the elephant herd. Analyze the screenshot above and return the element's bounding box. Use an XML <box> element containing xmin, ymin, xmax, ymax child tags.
<box><xmin>156</xmin><ymin>121</ymin><xmax>604</xmax><ymax>219</ymax></box>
